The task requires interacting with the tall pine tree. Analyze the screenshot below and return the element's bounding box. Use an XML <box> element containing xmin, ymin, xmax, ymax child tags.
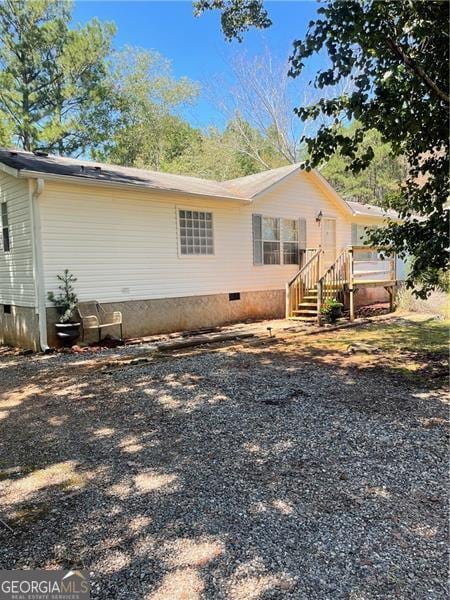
<box><xmin>0</xmin><ymin>0</ymin><xmax>115</xmax><ymax>154</ymax></box>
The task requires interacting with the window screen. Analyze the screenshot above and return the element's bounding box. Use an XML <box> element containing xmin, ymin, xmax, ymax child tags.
<box><xmin>179</xmin><ymin>210</ymin><xmax>213</xmax><ymax>255</ymax></box>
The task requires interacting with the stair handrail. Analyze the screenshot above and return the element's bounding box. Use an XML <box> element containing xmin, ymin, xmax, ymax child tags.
<box><xmin>286</xmin><ymin>248</ymin><xmax>322</xmax><ymax>317</ymax></box>
<box><xmin>317</xmin><ymin>248</ymin><xmax>349</xmax><ymax>317</ymax></box>
<box><xmin>287</xmin><ymin>248</ymin><xmax>322</xmax><ymax>286</ymax></box>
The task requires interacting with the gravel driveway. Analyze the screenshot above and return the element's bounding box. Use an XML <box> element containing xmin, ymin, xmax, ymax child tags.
<box><xmin>0</xmin><ymin>334</ymin><xmax>448</xmax><ymax>599</ymax></box>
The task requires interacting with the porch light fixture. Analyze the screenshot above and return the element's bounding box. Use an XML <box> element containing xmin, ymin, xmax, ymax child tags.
<box><xmin>316</xmin><ymin>210</ymin><xmax>323</xmax><ymax>223</ymax></box>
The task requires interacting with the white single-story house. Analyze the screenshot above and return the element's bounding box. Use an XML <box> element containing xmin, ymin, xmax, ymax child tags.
<box><xmin>0</xmin><ymin>149</ymin><xmax>404</xmax><ymax>350</ymax></box>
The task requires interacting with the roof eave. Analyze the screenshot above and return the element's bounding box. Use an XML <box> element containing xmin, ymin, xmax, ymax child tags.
<box><xmin>248</xmin><ymin>165</ymin><xmax>301</xmax><ymax>199</ymax></box>
<box><xmin>0</xmin><ymin>162</ymin><xmax>19</xmax><ymax>178</ymax></box>
<box><xmin>17</xmin><ymin>170</ymin><xmax>252</xmax><ymax>204</ymax></box>
<box><xmin>352</xmin><ymin>211</ymin><xmax>401</xmax><ymax>222</ymax></box>
<box><xmin>308</xmin><ymin>170</ymin><xmax>354</xmax><ymax>216</ymax></box>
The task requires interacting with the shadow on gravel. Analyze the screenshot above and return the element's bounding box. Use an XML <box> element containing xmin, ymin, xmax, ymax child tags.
<box><xmin>0</xmin><ymin>342</ymin><xmax>448</xmax><ymax>599</ymax></box>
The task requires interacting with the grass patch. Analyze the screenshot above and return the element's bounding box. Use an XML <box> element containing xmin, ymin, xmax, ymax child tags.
<box><xmin>287</xmin><ymin>316</ymin><xmax>449</xmax><ymax>384</ymax></box>
<box><xmin>311</xmin><ymin>317</ymin><xmax>449</xmax><ymax>355</ymax></box>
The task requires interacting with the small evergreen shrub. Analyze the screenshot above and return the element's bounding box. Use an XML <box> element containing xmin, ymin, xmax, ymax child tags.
<box><xmin>320</xmin><ymin>298</ymin><xmax>343</xmax><ymax>323</ymax></box>
<box><xmin>47</xmin><ymin>270</ymin><xmax>79</xmax><ymax>323</ymax></box>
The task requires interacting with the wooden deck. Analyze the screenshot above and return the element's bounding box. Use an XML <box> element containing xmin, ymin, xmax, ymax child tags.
<box><xmin>286</xmin><ymin>246</ymin><xmax>398</xmax><ymax>322</ymax></box>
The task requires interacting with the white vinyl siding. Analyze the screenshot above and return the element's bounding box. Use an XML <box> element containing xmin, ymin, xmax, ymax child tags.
<box><xmin>38</xmin><ymin>172</ymin><xmax>355</xmax><ymax>304</ymax></box>
<box><xmin>0</xmin><ymin>172</ymin><xmax>35</xmax><ymax>306</ymax></box>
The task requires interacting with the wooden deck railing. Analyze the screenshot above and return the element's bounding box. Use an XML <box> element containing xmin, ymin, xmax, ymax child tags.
<box><xmin>285</xmin><ymin>248</ymin><xmax>322</xmax><ymax>318</ymax></box>
<box><xmin>351</xmin><ymin>246</ymin><xmax>396</xmax><ymax>284</ymax></box>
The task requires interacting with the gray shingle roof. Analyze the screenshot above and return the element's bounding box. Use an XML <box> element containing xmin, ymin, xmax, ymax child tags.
<box><xmin>0</xmin><ymin>149</ymin><xmax>395</xmax><ymax>220</ymax></box>
<box><xmin>221</xmin><ymin>163</ymin><xmax>301</xmax><ymax>197</ymax></box>
<box><xmin>345</xmin><ymin>200</ymin><xmax>399</xmax><ymax>219</ymax></box>
<box><xmin>0</xmin><ymin>149</ymin><xmax>247</xmax><ymax>200</ymax></box>
<box><xmin>0</xmin><ymin>149</ymin><xmax>304</xmax><ymax>201</ymax></box>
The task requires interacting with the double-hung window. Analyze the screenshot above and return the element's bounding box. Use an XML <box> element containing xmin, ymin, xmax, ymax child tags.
<box><xmin>282</xmin><ymin>219</ymin><xmax>299</xmax><ymax>265</ymax></box>
<box><xmin>262</xmin><ymin>216</ymin><xmax>280</xmax><ymax>264</ymax></box>
<box><xmin>253</xmin><ymin>214</ymin><xmax>304</xmax><ymax>265</ymax></box>
<box><xmin>1</xmin><ymin>202</ymin><xmax>10</xmax><ymax>252</ymax></box>
<box><xmin>179</xmin><ymin>209</ymin><xmax>214</xmax><ymax>255</ymax></box>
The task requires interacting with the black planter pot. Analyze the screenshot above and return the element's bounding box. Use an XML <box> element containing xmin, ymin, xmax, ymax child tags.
<box><xmin>55</xmin><ymin>322</ymin><xmax>81</xmax><ymax>347</ymax></box>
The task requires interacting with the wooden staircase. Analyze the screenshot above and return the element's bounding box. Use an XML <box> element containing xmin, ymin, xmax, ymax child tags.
<box><xmin>290</xmin><ymin>287</ymin><xmax>318</xmax><ymax>321</ymax></box>
<box><xmin>286</xmin><ymin>246</ymin><xmax>397</xmax><ymax>323</ymax></box>
<box><xmin>285</xmin><ymin>248</ymin><xmax>322</xmax><ymax>322</ymax></box>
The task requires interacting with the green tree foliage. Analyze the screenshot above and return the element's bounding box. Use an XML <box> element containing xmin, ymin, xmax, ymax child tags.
<box><xmin>194</xmin><ymin>0</ymin><xmax>271</xmax><ymax>42</ymax></box>
<box><xmin>0</xmin><ymin>0</ymin><xmax>115</xmax><ymax>154</ymax></box>
<box><xmin>96</xmin><ymin>47</ymin><xmax>199</xmax><ymax>170</ymax></box>
<box><xmin>97</xmin><ymin>48</ymin><xmax>265</xmax><ymax>180</ymax></box>
<box><xmin>41</xmin><ymin>19</ymin><xmax>116</xmax><ymax>155</ymax></box>
<box><xmin>322</xmin><ymin>123</ymin><xmax>407</xmax><ymax>205</ymax></box>
<box><xmin>0</xmin><ymin>113</ymin><xmax>13</xmax><ymax>147</ymax></box>
<box><xmin>166</xmin><ymin>123</ymin><xmax>264</xmax><ymax>181</ymax></box>
<box><xmin>196</xmin><ymin>0</ymin><xmax>449</xmax><ymax>295</ymax></box>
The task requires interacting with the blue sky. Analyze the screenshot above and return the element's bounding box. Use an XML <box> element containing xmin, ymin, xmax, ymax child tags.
<box><xmin>73</xmin><ymin>1</ymin><xmax>322</xmax><ymax>129</ymax></box>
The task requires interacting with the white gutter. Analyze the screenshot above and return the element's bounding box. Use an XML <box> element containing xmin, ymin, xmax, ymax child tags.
<box><xmin>29</xmin><ymin>178</ymin><xmax>49</xmax><ymax>352</ymax></box>
<box><xmin>17</xmin><ymin>169</ymin><xmax>251</xmax><ymax>205</ymax></box>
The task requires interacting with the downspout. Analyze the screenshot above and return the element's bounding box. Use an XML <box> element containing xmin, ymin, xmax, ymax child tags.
<box><xmin>30</xmin><ymin>178</ymin><xmax>49</xmax><ymax>351</ymax></box>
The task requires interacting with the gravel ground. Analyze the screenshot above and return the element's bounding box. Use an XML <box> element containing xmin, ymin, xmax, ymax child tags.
<box><xmin>0</xmin><ymin>334</ymin><xmax>448</xmax><ymax>599</ymax></box>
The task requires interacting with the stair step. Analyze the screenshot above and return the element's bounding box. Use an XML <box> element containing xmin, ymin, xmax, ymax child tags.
<box><xmin>292</xmin><ymin>309</ymin><xmax>318</xmax><ymax>315</ymax></box>
<box><xmin>289</xmin><ymin>316</ymin><xmax>317</xmax><ymax>322</ymax></box>
<box><xmin>297</xmin><ymin>304</ymin><xmax>317</xmax><ymax>309</ymax></box>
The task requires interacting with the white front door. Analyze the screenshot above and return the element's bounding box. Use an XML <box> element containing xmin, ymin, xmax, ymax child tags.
<box><xmin>321</xmin><ymin>218</ymin><xmax>336</xmax><ymax>269</ymax></box>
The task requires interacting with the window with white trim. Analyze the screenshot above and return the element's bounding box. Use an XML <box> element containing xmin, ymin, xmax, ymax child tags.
<box><xmin>1</xmin><ymin>202</ymin><xmax>10</xmax><ymax>252</ymax></box>
<box><xmin>252</xmin><ymin>215</ymin><xmax>301</xmax><ymax>265</ymax></box>
<box><xmin>179</xmin><ymin>209</ymin><xmax>213</xmax><ymax>255</ymax></box>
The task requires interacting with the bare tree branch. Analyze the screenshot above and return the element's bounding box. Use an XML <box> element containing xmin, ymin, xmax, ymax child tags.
<box><xmin>208</xmin><ymin>49</ymin><xmax>354</xmax><ymax>168</ymax></box>
<box><xmin>385</xmin><ymin>37</ymin><xmax>449</xmax><ymax>105</ymax></box>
